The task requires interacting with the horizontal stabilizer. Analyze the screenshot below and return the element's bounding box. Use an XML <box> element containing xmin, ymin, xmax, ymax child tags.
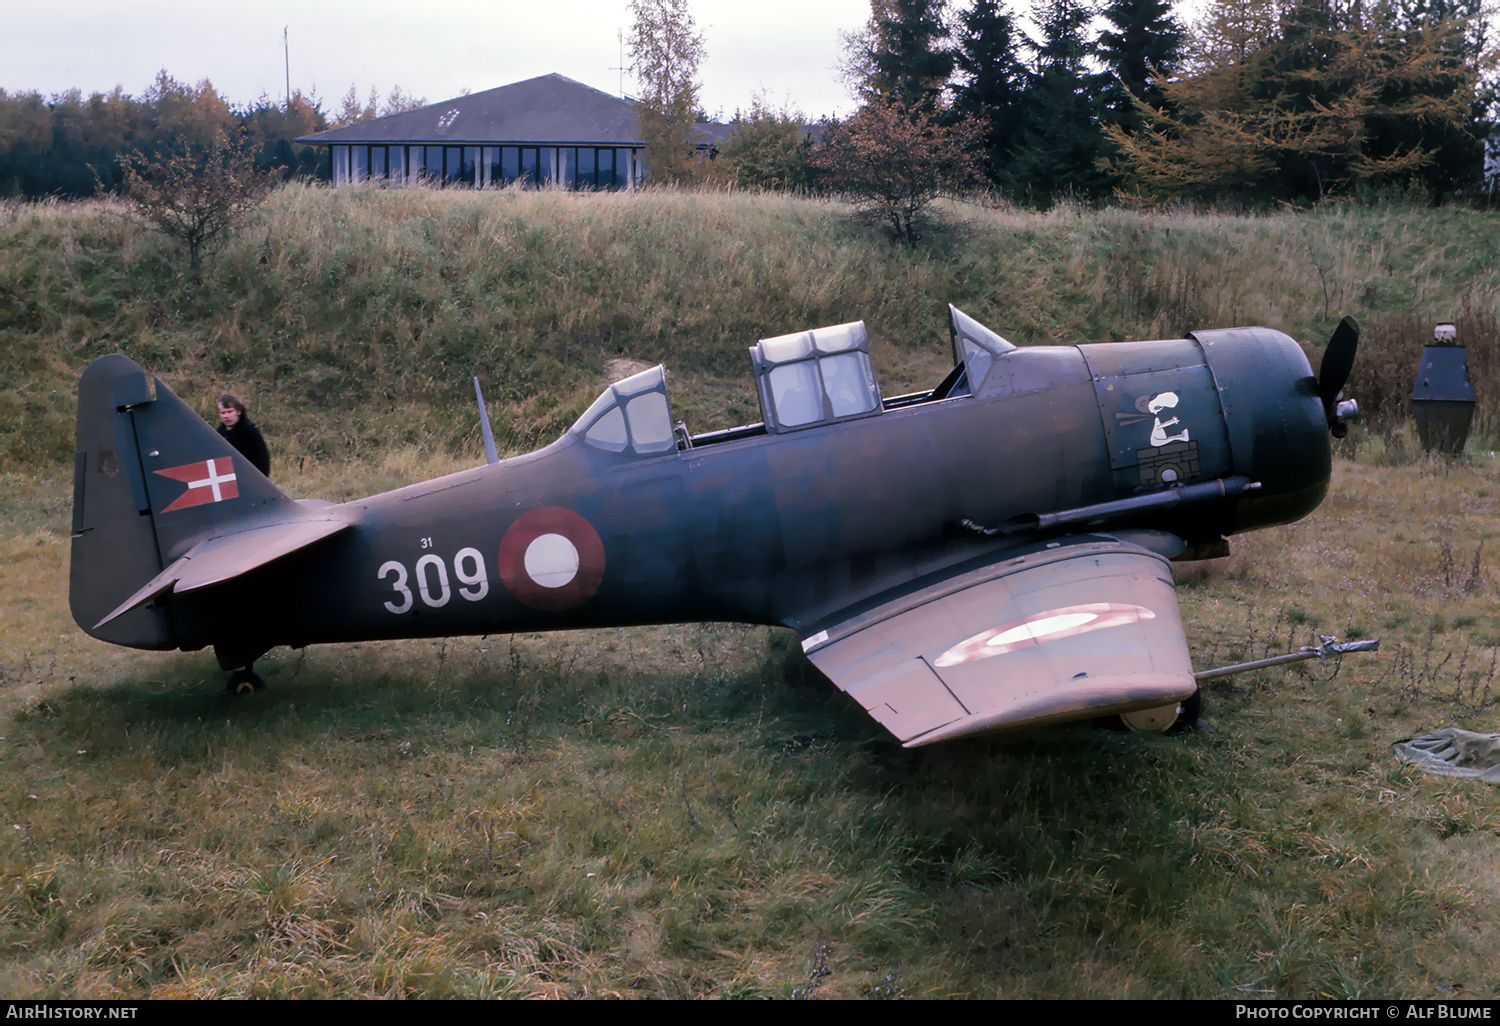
<box><xmin>93</xmin><ymin>519</ymin><xmax>349</xmax><ymax>629</ymax></box>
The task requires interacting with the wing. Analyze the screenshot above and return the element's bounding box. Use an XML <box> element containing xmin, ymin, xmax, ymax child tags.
<box><xmin>800</xmin><ymin>537</ymin><xmax>1196</xmax><ymax>746</ymax></box>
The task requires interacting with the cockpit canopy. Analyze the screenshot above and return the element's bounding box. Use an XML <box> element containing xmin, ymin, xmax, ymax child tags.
<box><xmin>572</xmin><ymin>365</ymin><xmax>676</xmax><ymax>455</ymax></box>
<box><xmin>569</xmin><ymin>307</ymin><xmax>1020</xmax><ymax>458</ymax></box>
<box><xmin>750</xmin><ymin>321</ymin><xmax>882</xmax><ymax>434</ymax></box>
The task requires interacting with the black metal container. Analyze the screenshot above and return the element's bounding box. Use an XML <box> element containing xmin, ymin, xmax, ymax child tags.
<box><xmin>1411</xmin><ymin>323</ymin><xmax>1474</xmax><ymax>454</ymax></box>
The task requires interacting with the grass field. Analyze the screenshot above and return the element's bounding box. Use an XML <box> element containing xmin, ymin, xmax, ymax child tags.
<box><xmin>0</xmin><ymin>187</ymin><xmax>1498</xmax><ymax>997</ymax></box>
<box><xmin>4</xmin><ymin>185</ymin><xmax>1498</xmax><ymax>467</ymax></box>
<box><xmin>1</xmin><ymin>446</ymin><xmax>1498</xmax><ymax>998</ymax></box>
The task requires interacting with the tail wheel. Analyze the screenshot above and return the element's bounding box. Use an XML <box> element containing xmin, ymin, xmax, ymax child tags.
<box><xmin>226</xmin><ymin>669</ymin><xmax>264</xmax><ymax>695</ymax></box>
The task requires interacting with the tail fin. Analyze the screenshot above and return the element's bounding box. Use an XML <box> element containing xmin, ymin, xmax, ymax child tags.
<box><xmin>70</xmin><ymin>355</ymin><xmax>298</xmax><ymax>648</ymax></box>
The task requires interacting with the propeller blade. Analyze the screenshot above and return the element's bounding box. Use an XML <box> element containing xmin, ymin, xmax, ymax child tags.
<box><xmin>1318</xmin><ymin>315</ymin><xmax>1360</xmax><ymax>408</ymax></box>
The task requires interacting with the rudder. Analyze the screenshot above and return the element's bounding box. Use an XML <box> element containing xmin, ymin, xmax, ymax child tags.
<box><xmin>70</xmin><ymin>355</ymin><xmax>295</xmax><ymax>649</ymax></box>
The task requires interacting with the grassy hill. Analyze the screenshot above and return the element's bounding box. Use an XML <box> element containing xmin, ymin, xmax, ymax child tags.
<box><xmin>0</xmin><ymin>186</ymin><xmax>1498</xmax><ymax>997</ymax></box>
<box><xmin>3</xmin><ymin>185</ymin><xmax>1497</xmax><ymax>471</ymax></box>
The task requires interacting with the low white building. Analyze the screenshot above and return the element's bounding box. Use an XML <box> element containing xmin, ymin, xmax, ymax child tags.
<box><xmin>297</xmin><ymin>73</ymin><xmax>732</xmax><ymax>190</ymax></box>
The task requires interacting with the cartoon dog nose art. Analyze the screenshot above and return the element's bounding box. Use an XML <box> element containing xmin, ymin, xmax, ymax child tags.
<box><xmin>1146</xmin><ymin>391</ymin><xmax>1190</xmax><ymax>447</ymax></box>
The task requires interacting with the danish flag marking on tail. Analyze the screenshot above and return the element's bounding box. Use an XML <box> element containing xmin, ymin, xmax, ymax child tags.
<box><xmin>155</xmin><ymin>458</ymin><xmax>239</xmax><ymax>512</ymax></box>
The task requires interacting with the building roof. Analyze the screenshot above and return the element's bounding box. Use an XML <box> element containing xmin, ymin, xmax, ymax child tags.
<box><xmin>297</xmin><ymin>73</ymin><xmax>735</xmax><ymax>147</ymax></box>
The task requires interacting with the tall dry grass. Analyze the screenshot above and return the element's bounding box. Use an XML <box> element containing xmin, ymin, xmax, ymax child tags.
<box><xmin>1</xmin><ymin>186</ymin><xmax>1496</xmax><ymax>472</ymax></box>
<box><xmin>2</xmin><ymin>186</ymin><xmax>1500</xmax><ymax>993</ymax></box>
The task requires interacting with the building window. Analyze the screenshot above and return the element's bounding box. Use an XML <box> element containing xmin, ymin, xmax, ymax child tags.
<box><xmin>328</xmin><ymin>143</ymin><xmax>649</xmax><ymax>190</ymax></box>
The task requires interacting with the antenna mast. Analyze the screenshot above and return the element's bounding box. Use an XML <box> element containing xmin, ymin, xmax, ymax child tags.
<box><xmin>610</xmin><ymin>28</ymin><xmax>626</xmax><ymax>98</ymax></box>
<box><xmin>284</xmin><ymin>27</ymin><xmax>291</xmax><ymax>110</ymax></box>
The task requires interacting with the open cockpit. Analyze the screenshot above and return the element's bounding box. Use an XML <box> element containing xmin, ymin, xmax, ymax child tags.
<box><xmin>568</xmin><ymin>305</ymin><xmax>1022</xmax><ymax>456</ymax></box>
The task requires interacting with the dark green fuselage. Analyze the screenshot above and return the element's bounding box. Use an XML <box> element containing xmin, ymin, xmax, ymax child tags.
<box><xmin>71</xmin><ymin>327</ymin><xmax>1330</xmax><ymax>670</ymax></box>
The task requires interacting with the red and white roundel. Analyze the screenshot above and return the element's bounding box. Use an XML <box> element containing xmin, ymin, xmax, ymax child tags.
<box><xmin>933</xmin><ymin>603</ymin><xmax>1155</xmax><ymax>668</ymax></box>
<box><xmin>498</xmin><ymin>507</ymin><xmax>606</xmax><ymax>611</ymax></box>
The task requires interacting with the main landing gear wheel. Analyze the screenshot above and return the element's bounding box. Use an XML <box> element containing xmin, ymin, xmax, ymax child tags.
<box><xmin>1168</xmin><ymin>688</ymin><xmax>1203</xmax><ymax>733</ymax></box>
<box><xmin>226</xmin><ymin>669</ymin><xmax>264</xmax><ymax>695</ymax></box>
<box><xmin>1115</xmin><ymin>688</ymin><xmax>1202</xmax><ymax>732</ymax></box>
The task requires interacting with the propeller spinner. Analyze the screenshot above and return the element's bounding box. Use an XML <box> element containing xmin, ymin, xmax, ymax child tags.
<box><xmin>1317</xmin><ymin>315</ymin><xmax>1360</xmax><ymax>438</ymax></box>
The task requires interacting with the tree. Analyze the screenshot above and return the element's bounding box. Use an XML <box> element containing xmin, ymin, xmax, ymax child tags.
<box><xmin>721</xmin><ymin>96</ymin><xmax>815</xmax><ymax>191</ymax></box>
<box><xmin>327</xmin><ymin>84</ymin><xmax>425</xmax><ymax>129</ymax></box>
<box><xmin>1096</xmin><ymin>0</ymin><xmax>1186</xmax><ymax>132</ymax></box>
<box><xmin>813</xmin><ymin>96</ymin><xmax>982</xmax><ymax>243</ymax></box>
<box><xmin>240</xmin><ymin>89</ymin><xmax>327</xmax><ymax>180</ymax></box>
<box><xmin>119</xmin><ymin>130</ymin><xmax>278</xmax><ymax>271</ymax></box>
<box><xmin>1185</xmin><ymin>0</ymin><xmax>1280</xmax><ymax>70</ymax></box>
<box><xmin>381</xmin><ymin>85</ymin><xmax>427</xmax><ymax>116</ymax></box>
<box><xmin>332</xmin><ymin>85</ymin><xmax>380</xmax><ymax>128</ymax></box>
<box><xmin>1106</xmin><ymin>0</ymin><xmax>1492</xmax><ymax>203</ymax></box>
<box><xmin>1010</xmin><ymin>0</ymin><xmax>1115</xmax><ymax>206</ymax></box>
<box><xmin>1366</xmin><ymin>0</ymin><xmax>1495</xmax><ymax>201</ymax></box>
<box><xmin>950</xmin><ymin>0</ymin><xmax>1030</xmax><ymax>191</ymax></box>
<box><xmin>845</xmin><ymin>0</ymin><xmax>956</xmax><ymax>112</ymax></box>
<box><xmin>629</xmin><ymin>0</ymin><xmax>707</xmax><ymax>186</ymax></box>
<box><xmin>0</xmin><ymin>77</ymin><xmax>324</xmax><ymax>200</ymax></box>
<box><xmin>144</xmin><ymin>71</ymin><xmax>235</xmax><ymax>153</ymax></box>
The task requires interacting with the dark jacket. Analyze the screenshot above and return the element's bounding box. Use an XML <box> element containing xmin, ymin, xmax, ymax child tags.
<box><xmin>218</xmin><ymin>417</ymin><xmax>271</xmax><ymax>478</ymax></box>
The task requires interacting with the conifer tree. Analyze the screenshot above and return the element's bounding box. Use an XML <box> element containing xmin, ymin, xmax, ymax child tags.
<box><xmin>1096</xmin><ymin>0</ymin><xmax>1185</xmax><ymax>132</ymax></box>
<box><xmin>1369</xmin><ymin>0</ymin><xmax>1494</xmax><ymax>201</ymax></box>
<box><xmin>240</xmin><ymin>90</ymin><xmax>327</xmax><ymax>180</ymax></box>
<box><xmin>144</xmin><ymin>71</ymin><xmax>236</xmax><ymax>154</ymax></box>
<box><xmin>0</xmin><ymin>78</ymin><xmax>325</xmax><ymax>199</ymax></box>
<box><xmin>1107</xmin><ymin>0</ymin><xmax>1490</xmax><ymax>203</ymax></box>
<box><xmin>850</xmin><ymin>0</ymin><xmax>955</xmax><ymax>112</ymax></box>
<box><xmin>381</xmin><ymin>86</ymin><xmax>427</xmax><ymax>116</ymax></box>
<box><xmin>950</xmin><ymin>0</ymin><xmax>1030</xmax><ymax>192</ymax></box>
<box><xmin>1011</xmin><ymin>0</ymin><xmax>1113</xmax><ymax>206</ymax></box>
<box><xmin>332</xmin><ymin>86</ymin><xmax>379</xmax><ymax>128</ymax></box>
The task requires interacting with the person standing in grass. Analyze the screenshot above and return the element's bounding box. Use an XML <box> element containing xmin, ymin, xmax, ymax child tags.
<box><xmin>216</xmin><ymin>392</ymin><xmax>271</xmax><ymax>478</ymax></box>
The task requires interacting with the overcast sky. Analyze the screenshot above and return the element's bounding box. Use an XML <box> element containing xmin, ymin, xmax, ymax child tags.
<box><xmin>4</xmin><ymin>2</ymin><xmax>1240</xmax><ymax>122</ymax></box>
<box><xmin>4</xmin><ymin>0</ymin><xmax>1310</xmax><ymax>124</ymax></box>
<box><xmin>4</xmin><ymin>1</ymin><xmax>887</xmax><ymax>120</ymax></box>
